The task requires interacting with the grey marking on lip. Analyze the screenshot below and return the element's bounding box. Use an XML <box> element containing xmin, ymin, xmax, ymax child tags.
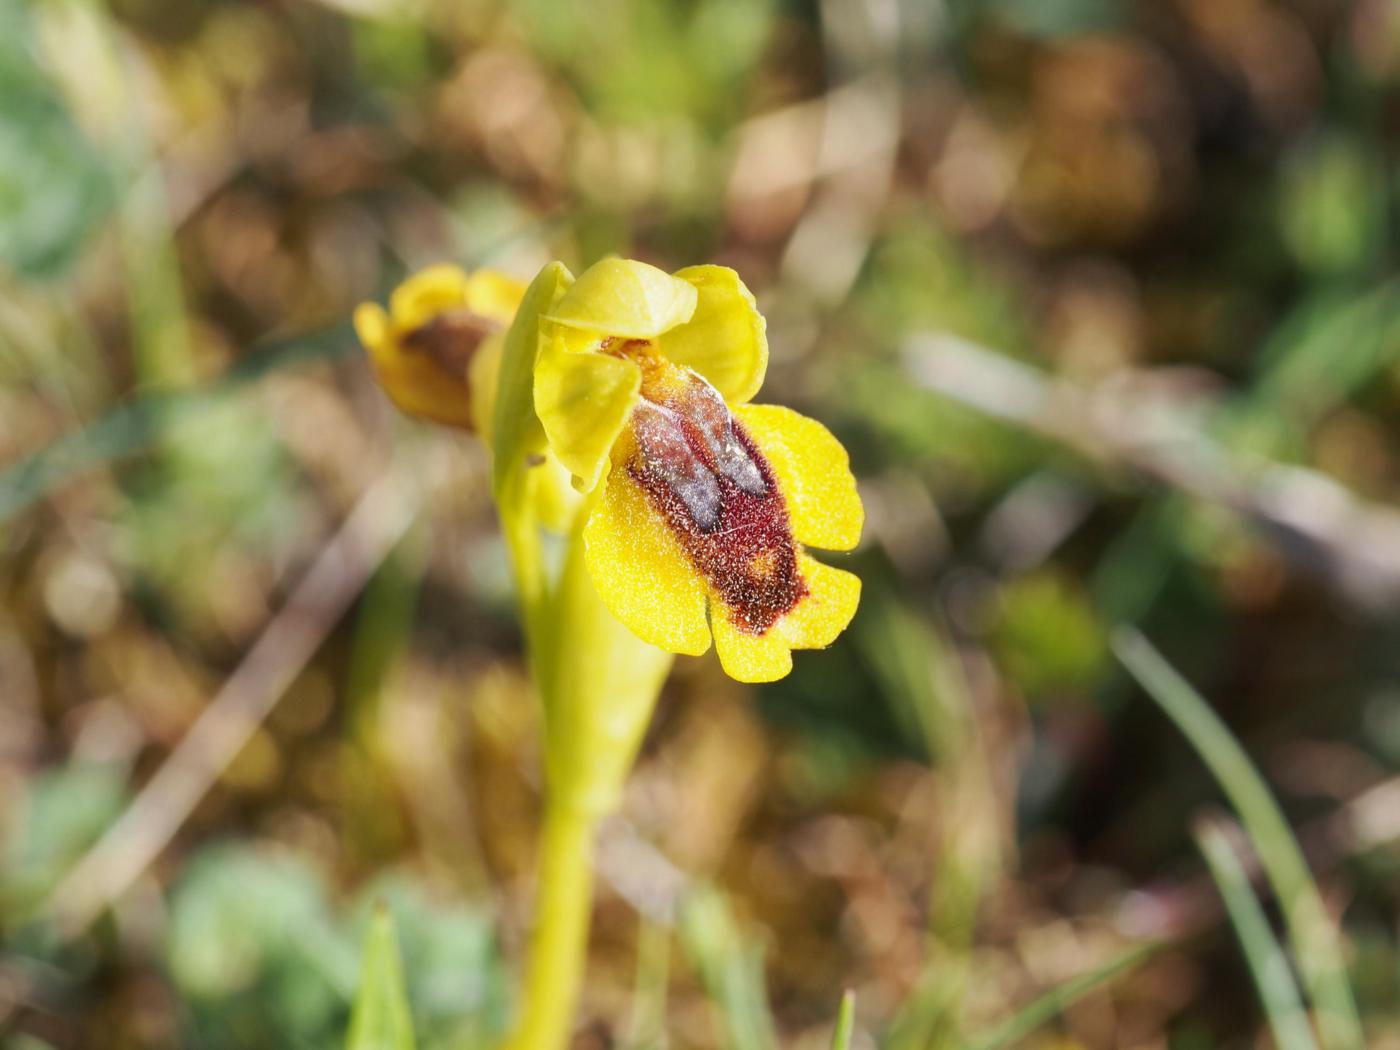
<box><xmin>683</xmin><ymin>375</ymin><xmax>768</xmax><ymax>497</ymax></box>
<box><xmin>632</xmin><ymin>401</ymin><xmax>723</xmax><ymax>531</ymax></box>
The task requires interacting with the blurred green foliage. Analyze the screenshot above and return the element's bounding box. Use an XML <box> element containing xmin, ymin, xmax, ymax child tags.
<box><xmin>164</xmin><ymin>845</ymin><xmax>507</xmax><ymax>1049</ymax></box>
<box><xmin>0</xmin><ymin>1</ymin><xmax>110</xmax><ymax>278</ymax></box>
<box><xmin>3</xmin><ymin>763</ymin><xmax>129</xmax><ymax>911</ymax></box>
<box><xmin>4</xmin><ymin>0</ymin><xmax>1400</xmax><ymax>1046</ymax></box>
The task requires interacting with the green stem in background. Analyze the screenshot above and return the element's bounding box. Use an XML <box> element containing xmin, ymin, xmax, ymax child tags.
<box><xmin>1113</xmin><ymin>627</ymin><xmax>1363</xmax><ymax>1050</ymax></box>
<box><xmin>41</xmin><ymin>0</ymin><xmax>196</xmax><ymax>392</ymax></box>
<box><xmin>506</xmin><ymin>802</ymin><xmax>598</xmax><ymax>1050</ymax></box>
<box><xmin>1194</xmin><ymin>818</ymin><xmax>1320</xmax><ymax>1050</ymax></box>
<box><xmin>964</xmin><ymin>940</ymin><xmax>1166</xmax><ymax>1050</ymax></box>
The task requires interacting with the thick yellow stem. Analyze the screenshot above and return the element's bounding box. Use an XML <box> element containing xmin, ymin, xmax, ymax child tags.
<box><xmin>501</xmin><ymin>510</ymin><xmax>672</xmax><ymax>1050</ymax></box>
<box><xmin>491</xmin><ymin>264</ymin><xmax>673</xmax><ymax>1048</ymax></box>
<box><xmin>505</xmin><ymin>800</ymin><xmax>597</xmax><ymax>1050</ymax></box>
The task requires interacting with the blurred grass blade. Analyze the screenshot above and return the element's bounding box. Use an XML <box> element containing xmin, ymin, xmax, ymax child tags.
<box><xmin>621</xmin><ymin>920</ymin><xmax>671</xmax><ymax>1050</ymax></box>
<box><xmin>829</xmin><ymin>990</ymin><xmax>855</xmax><ymax>1050</ymax></box>
<box><xmin>1194</xmin><ymin>818</ymin><xmax>1320</xmax><ymax>1050</ymax></box>
<box><xmin>347</xmin><ymin>906</ymin><xmax>416</xmax><ymax>1050</ymax></box>
<box><xmin>1113</xmin><ymin>627</ymin><xmax>1363</xmax><ymax>1050</ymax></box>
<box><xmin>858</xmin><ymin>592</ymin><xmax>1001</xmax><ymax>1050</ymax></box>
<box><xmin>677</xmin><ymin>886</ymin><xmax>779</xmax><ymax>1050</ymax></box>
<box><xmin>965</xmin><ymin>940</ymin><xmax>1163</xmax><ymax>1050</ymax></box>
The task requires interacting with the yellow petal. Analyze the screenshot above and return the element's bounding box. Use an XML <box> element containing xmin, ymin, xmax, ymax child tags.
<box><xmin>734</xmin><ymin>404</ymin><xmax>863</xmax><ymax>551</ymax></box>
<box><xmin>388</xmin><ymin>263</ymin><xmax>469</xmax><ymax>331</ymax></box>
<box><xmin>774</xmin><ymin>554</ymin><xmax>861</xmax><ymax>650</ymax></box>
<box><xmin>462</xmin><ymin>269</ymin><xmax>528</xmax><ymax>325</ymax></box>
<box><xmin>584</xmin><ymin>468</ymin><xmax>711</xmax><ymax>656</ymax></box>
<box><xmin>534</xmin><ymin>326</ymin><xmax>641</xmax><ymax>491</ymax></box>
<box><xmin>353</xmin><ymin>301</ymin><xmax>391</xmax><ymax>355</ymax></box>
<box><xmin>656</xmin><ymin>265</ymin><xmax>768</xmax><ymax>403</ymax></box>
<box><xmin>711</xmin><ymin>607</ymin><xmax>793</xmax><ymax>683</ymax></box>
<box><xmin>355</xmin><ymin>301</ymin><xmax>475</xmax><ymax>429</ymax></box>
<box><xmin>545</xmin><ymin>257</ymin><xmax>698</xmax><ymax>339</ymax></box>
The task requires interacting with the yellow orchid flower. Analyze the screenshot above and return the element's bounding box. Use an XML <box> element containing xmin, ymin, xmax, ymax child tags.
<box><xmin>532</xmin><ymin>257</ymin><xmax>864</xmax><ymax>683</ymax></box>
<box><xmin>356</xmin><ymin>257</ymin><xmax>864</xmax><ymax>1048</ymax></box>
<box><xmin>353</xmin><ymin>263</ymin><xmax>526</xmax><ymax>432</ymax></box>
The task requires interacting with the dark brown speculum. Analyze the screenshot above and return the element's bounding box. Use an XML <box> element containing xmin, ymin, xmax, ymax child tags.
<box><xmin>610</xmin><ymin>340</ymin><xmax>807</xmax><ymax>635</ymax></box>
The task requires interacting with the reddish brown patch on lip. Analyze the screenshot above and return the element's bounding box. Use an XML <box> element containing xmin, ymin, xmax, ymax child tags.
<box><xmin>613</xmin><ymin>343</ymin><xmax>806</xmax><ymax>635</ymax></box>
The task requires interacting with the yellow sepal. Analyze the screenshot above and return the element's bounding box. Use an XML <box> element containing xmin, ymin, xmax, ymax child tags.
<box><xmin>492</xmin><ymin>262</ymin><xmax>574</xmax><ymax>501</ymax></box>
<box><xmin>534</xmin><ymin>326</ymin><xmax>641</xmax><ymax>492</ymax></box>
<box><xmin>545</xmin><ymin>257</ymin><xmax>697</xmax><ymax>340</ymax></box>
<box><xmin>657</xmin><ymin>265</ymin><xmax>768</xmax><ymax>404</ymax></box>
<box><xmin>388</xmin><ymin>263</ymin><xmax>470</xmax><ymax>332</ymax></box>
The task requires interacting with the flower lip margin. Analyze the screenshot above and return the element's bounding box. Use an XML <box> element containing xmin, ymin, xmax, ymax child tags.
<box><xmin>580</xmin><ymin>342</ymin><xmax>864</xmax><ymax>683</ymax></box>
<box><xmin>617</xmin><ymin>351</ymin><xmax>809</xmax><ymax>637</ymax></box>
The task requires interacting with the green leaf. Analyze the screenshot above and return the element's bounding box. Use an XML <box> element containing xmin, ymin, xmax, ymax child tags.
<box><xmin>1113</xmin><ymin>628</ymin><xmax>1364</xmax><ymax>1050</ymax></box>
<box><xmin>1240</xmin><ymin>281</ymin><xmax>1400</xmax><ymax>443</ymax></box>
<box><xmin>348</xmin><ymin>875</ymin><xmax>508</xmax><ymax>1039</ymax></box>
<box><xmin>829</xmin><ymin>990</ymin><xmax>856</xmax><ymax>1050</ymax></box>
<box><xmin>347</xmin><ymin>906</ymin><xmax>417</xmax><ymax>1050</ymax></box>
<box><xmin>1194</xmin><ymin>818</ymin><xmax>1320</xmax><ymax>1050</ymax></box>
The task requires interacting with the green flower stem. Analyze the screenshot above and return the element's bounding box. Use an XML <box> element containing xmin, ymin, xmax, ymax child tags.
<box><xmin>491</xmin><ymin>262</ymin><xmax>673</xmax><ymax>1049</ymax></box>
<box><xmin>506</xmin><ymin>799</ymin><xmax>598</xmax><ymax>1050</ymax></box>
<box><xmin>502</xmin><ymin>501</ymin><xmax>672</xmax><ymax>1050</ymax></box>
<box><xmin>535</xmin><ymin>508</ymin><xmax>673</xmax><ymax>812</ymax></box>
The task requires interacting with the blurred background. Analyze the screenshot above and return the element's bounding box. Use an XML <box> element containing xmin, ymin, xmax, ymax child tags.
<box><xmin>3</xmin><ymin>0</ymin><xmax>1400</xmax><ymax>1046</ymax></box>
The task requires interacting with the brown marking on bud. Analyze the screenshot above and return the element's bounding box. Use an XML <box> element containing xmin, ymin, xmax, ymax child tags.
<box><xmin>615</xmin><ymin>344</ymin><xmax>806</xmax><ymax>635</ymax></box>
<box><xmin>401</xmin><ymin>308</ymin><xmax>502</xmax><ymax>377</ymax></box>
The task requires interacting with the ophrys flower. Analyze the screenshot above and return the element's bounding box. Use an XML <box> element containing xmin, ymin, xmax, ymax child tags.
<box><xmin>533</xmin><ymin>258</ymin><xmax>863</xmax><ymax>683</ymax></box>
